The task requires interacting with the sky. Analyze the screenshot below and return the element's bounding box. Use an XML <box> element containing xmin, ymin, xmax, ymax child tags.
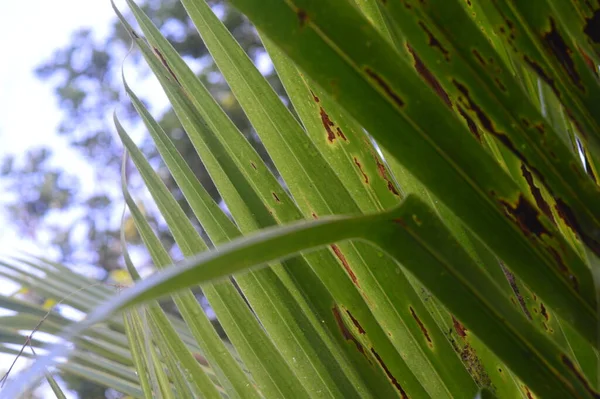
<box><xmin>0</xmin><ymin>1</ymin><xmax>118</xmax><ymax>258</ymax></box>
<box><xmin>0</xmin><ymin>1</ymin><xmax>119</xmax><ymax>397</ymax></box>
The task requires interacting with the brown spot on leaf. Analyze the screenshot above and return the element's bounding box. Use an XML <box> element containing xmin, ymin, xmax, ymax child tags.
<box><xmin>545</xmin><ymin>245</ymin><xmax>578</xmax><ymax>291</ymax></box>
<box><xmin>472</xmin><ymin>49</ymin><xmax>487</xmax><ymax>66</ymax></box>
<box><xmin>452</xmin><ymin>316</ymin><xmax>468</xmax><ymax>338</ymax></box>
<box><xmin>345</xmin><ymin>310</ymin><xmax>366</xmax><ymax>334</ymax></box>
<box><xmin>561</xmin><ymin>354</ymin><xmax>600</xmax><ymax>398</ymax></box>
<box><xmin>456</xmin><ymin>104</ymin><xmax>481</xmax><ymax>142</ymax></box>
<box><xmin>364</xmin><ymin>68</ymin><xmax>405</xmax><ymax>108</ymax></box>
<box><xmin>500</xmin><ymin>194</ymin><xmax>549</xmax><ymax>238</ymax></box>
<box><xmin>547</xmin><ymin>247</ymin><xmax>569</xmax><ymax>274</ymax></box>
<box><xmin>152</xmin><ymin>47</ymin><xmax>181</xmax><ymax>86</ymax></box>
<box><xmin>332</xmin><ymin>306</ymin><xmax>366</xmax><ymax>355</ymax></box>
<box><xmin>376</xmin><ymin>157</ymin><xmax>400</xmax><ymax>196</ymax></box>
<box><xmin>297</xmin><ymin>9</ymin><xmax>308</xmax><ymax>27</ymax></box>
<box><xmin>410</xmin><ymin>307</ymin><xmax>433</xmax><ymax>346</ymax></box>
<box><xmin>494</xmin><ymin>77</ymin><xmax>507</xmax><ymax>92</ymax></box>
<box><xmin>543</xmin><ymin>18</ymin><xmax>583</xmax><ymax>91</ymax></box>
<box><xmin>272</xmin><ymin>192</ymin><xmax>281</xmax><ymax>202</ymax></box>
<box><xmin>318</xmin><ymin>108</ymin><xmax>346</xmax><ymax>142</ymax></box>
<box><xmin>524</xmin><ymin>386</ymin><xmax>534</xmax><ymax>399</ymax></box>
<box><xmin>407</xmin><ymin>45</ymin><xmax>452</xmax><ymax>107</ymax></box>
<box><xmin>555</xmin><ymin>198</ymin><xmax>600</xmax><ymax>256</ymax></box>
<box><xmin>417</xmin><ymin>21</ymin><xmax>450</xmax><ymax>61</ymax></box>
<box><xmin>353</xmin><ymin>158</ymin><xmax>369</xmax><ymax>184</ymax></box>
<box><xmin>371</xmin><ymin>348</ymin><xmax>409</xmax><ymax>398</ymax></box>
<box><xmin>453</xmin><ymin>80</ymin><xmax>498</xmax><ymax>135</ymax></box>
<box><xmin>578</xmin><ymin>47</ymin><xmax>598</xmax><ymax>75</ymax></box>
<box><xmin>250</xmin><ymin>162</ymin><xmax>257</xmax><ymax>170</ymax></box>
<box><xmin>501</xmin><ymin>262</ymin><xmax>533</xmax><ymax>319</ymax></box>
<box><xmin>540</xmin><ymin>303</ymin><xmax>549</xmax><ymax>321</ymax></box>
<box><xmin>533</xmin><ymin>123</ymin><xmax>546</xmax><ymax>135</ymax></box>
<box><xmin>584</xmin><ymin>10</ymin><xmax>600</xmax><ymax>43</ymax></box>
<box><xmin>320</xmin><ymin>107</ymin><xmax>337</xmax><ymax>142</ymax></box>
<box><xmin>461</xmin><ymin>344</ymin><xmax>492</xmax><ymax>388</ymax></box>
<box><xmin>523</xmin><ymin>56</ymin><xmax>560</xmax><ymax>99</ymax></box>
<box><xmin>393</xmin><ymin>218</ymin><xmax>406</xmax><ymax>227</ymax></box>
<box><xmin>310</xmin><ymin>90</ymin><xmax>320</xmax><ymax>103</ymax></box>
<box><xmin>331</xmin><ymin>244</ymin><xmax>359</xmax><ymax>286</ymax></box>
<box><xmin>311</xmin><ymin>212</ymin><xmax>318</xmax><ymax>219</ymax></box>
<box><xmin>520</xmin><ymin>164</ymin><xmax>555</xmax><ymax>222</ymax></box>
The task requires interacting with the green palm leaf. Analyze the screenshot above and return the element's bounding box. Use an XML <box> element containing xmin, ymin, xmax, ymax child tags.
<box><xmin>2</xmin><ymin>1</ymin><xmax>599</xmax><ymax>398</ymax></box>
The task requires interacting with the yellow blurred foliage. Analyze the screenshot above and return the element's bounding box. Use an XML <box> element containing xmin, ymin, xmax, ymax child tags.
<box><xmin>110</xmin><ymin>269</ymin><xmax>133</xmax><ymax>286</ymax></box>
<box><xmin>42</xmin><ymin>298</ymin><xmax>58</xmax><ymax>310</ymax></box>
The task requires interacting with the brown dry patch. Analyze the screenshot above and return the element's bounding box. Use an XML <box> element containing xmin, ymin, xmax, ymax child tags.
<box><xmin>345</xmin><ymin>310</ymin><xmax>366</xmax><ymax>334</ymax></box>
<box><xmin>501</xmin><ymin>262</ymin><xmax>533</xmax><ymax>320</ymax></box>
<box><xmin>407</xmin><ymin>45</ymin><xmax>452</xmax><ymax>107</ymax></box>
<box><xmin>499</xmin><ymin>194</ymin><xmax>549</xmax><ymax>238</ymax></box>
<box><xmin>354</xmin><ymin>158</ymin><xmax>369</xmax><ymax>184</ymax></box>
<box><xmin>297</xmin><ymin>9</ymin><xmax>308</xmax><ymax>27</ymax></box>
<box><xmin>524</xmin><ymin>386</ymin><xmax>534</xmax><ymax>399</ymax></box>
<box><xmin>584</xmin><ymin>10</ymin><xmax>600</xmax><ymax>43</ymax></box>
<box><xmin>272</xmin><ymin>192</ymin><xmax>281</xmax><ymax>203</ymax></box>
<box><xmin>472</xmin><ymin>49</ymin><xmax>487</xmax><ymax>66</ymax></box>
<box><xmin>310</xmin><ymin>90</ymin><xmax>320</xmax><ymax>103</ymax></box>
<box><xmin>540</xmin><ymin>303</ymin><xmax>549</xmax><ymax>321</ymax></box>
<box><xmin>461</xmin><ymin>344</ymin><xmax>492</xmax><ymax>388</ymax></box>
<box><xmin>453</xmin><ymin>80</ymin><xmax>498</xmax><ymax>135</ymax></box>
<box><xmin>319</xmin><ymin>107</ymin><xmax>346</xmax><ymax>142</ymax></box>
<box><xmin>452</xmin><ymin>316</ymin><xmax>467</xmax><ymax>338</ymax></box>
<box><xmin>375</xmin><ymin>157</ymin><xmax>400</xmax><ymax>196</ymax></box>
<box><xmin>371</xmin><ymin>348</ymin><xmax>409</xmax><ymax>398</ymax></box>
<box><xmin>578</xmin><ymin>47</ymin><xmax>598</xmax><ymax>75</ymax></box>
<box><xmin>320</xmin><ymin>108</ymin><xmax>337</xmax><ymax>142</ymax></box>
<box><xmin>494</xmin><ymin>77</ymin><xmax>507</xmax><ymax>92</ymax></box>
<box><xmin>456</xmin><ymin>105</ymin><xmax>481</xmax><ymax>142</ymax></box>
<box><xmin>153</xmin><ymin>47</ymin><xmax>181</xmax><ymax>86</ymax></box>
<box><xmin>561</xmin><ymin>354</ymin><xmax>600</xmax><ymax>397</ymax></box>
<box><xmin>332</xmin><ymin>306</ymin><xmax>365</xmax><ymax>355</ymax></box>
<box><xmin>393</xmin><ymin>218</ymin><xmax>406</xmax><ymax>228</ymax></box>
<box><xmin>543</xmin><ymin>18</ymin><xmax>583</xmax><ymax>91</ymax></box>
<box><xmin>523</xmin><ymin>56</ymin><xmax>560</xmax><ymax>99</ymax></box>
<box><xmin>417</xmin><ymin>21</ymin><xmax>450</xmax><ymax>61</ymax></box>
<box><xmin>520</xmin><ymin>164</ymin><xmax>555</xmax><ymax>222</ymax></box>
<box><xmin>331</xmin><ymin>244</ymin><xmax>359</xmax><ymax>286</ymax></box>
<box><xmin>410</xmin><ymin>307</ymin><xmax>433</xmax><ymax>346</ymax></box>
<box><xmin>364</xmin><ymin>68</ymin><xmax>405</xmax><ymax>109</ymax></box>
<box><xmin>555</xmin><ymin>198</ymin><xmax>600</xmax><ymax>256</ymax></box>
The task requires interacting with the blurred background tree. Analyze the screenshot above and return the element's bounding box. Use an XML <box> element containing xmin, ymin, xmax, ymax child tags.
<box><xmin>0</xmin><ymin>1</ymin><xmax>284</xmax><ymax>397</ymax></box>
